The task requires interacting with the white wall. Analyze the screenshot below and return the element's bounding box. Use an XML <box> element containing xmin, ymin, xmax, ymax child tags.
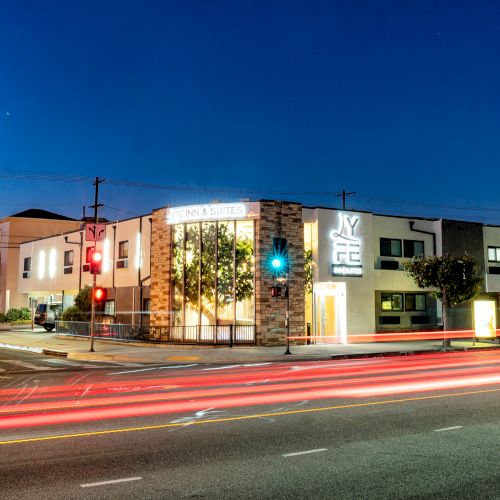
<box><xmin>18</xmin><ymin>216</ymin><xmax>151</xmax><ymax>305</ymax></box>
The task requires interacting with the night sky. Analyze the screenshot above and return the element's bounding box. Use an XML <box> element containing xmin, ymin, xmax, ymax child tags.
<box><xmin>1</xmin><ymin>1</ymin><xmax>500</xmax><ymax>223</ymax></box>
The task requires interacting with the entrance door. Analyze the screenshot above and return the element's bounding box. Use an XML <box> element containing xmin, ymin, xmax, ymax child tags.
<box><xmin>313</xmin><ymin>282</ymin><xmax>347</xmax><ymax>344</ymax></box>
<box><xmin>315</xmin><ymin>294</ymin><xmax>336</xmax><ymax>337</ymax></box>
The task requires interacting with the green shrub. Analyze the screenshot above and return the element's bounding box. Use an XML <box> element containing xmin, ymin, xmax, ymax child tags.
<box><xmin>6</xmin><ymin>308</ymin><xmax>22</xmax><ymax>322</ymax></box>
<box><xmin>61</xmin><ymin>306</ymin><xmax>89</xmax><ymax>321</ymax></box>
<box><xmin>20</xmin><ymin>308</ymin><xmax>32</xmax><ymax>321</ymax></box>
<box><xmin>0</xmin><ymin>313</ymin><xmax>7</xmax><ymax>323</ymax></box>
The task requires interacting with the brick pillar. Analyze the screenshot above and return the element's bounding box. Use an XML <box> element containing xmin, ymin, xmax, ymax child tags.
<box><xmin>149</xmin><ymin>207</ymin><xmax>172</xmax><ymax>341</ymax></box>
<box><xmin>255</xmin><ymin>201</ymin><xmax>305</xmax><ymax>346</ymax></box>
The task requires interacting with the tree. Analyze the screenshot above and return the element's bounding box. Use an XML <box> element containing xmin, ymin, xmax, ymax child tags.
<box><xmin>172</xmin><ymin>223</ymin><xmax>255</xmax><ymax>324</ymax></box>
<box><xmin>405</xmin><ymin>254</ymin><xmax>483</xmax><ymax>346</ymax></box>
<box><xmin>61</xmin><ymin>287</ymin><xmax>92</xmax><ymax>321</ymax></box>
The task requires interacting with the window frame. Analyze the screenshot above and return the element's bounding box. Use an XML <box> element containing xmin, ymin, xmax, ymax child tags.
<box><xmin>381</xmin><ymin>293</ymin><xmax>404</xmax><ymax>311</ymax></box>
<box><xmin>118</xmin><ymin>240</ymin><xmax>129</xmax><ymax>259</ymax></box>
<box><xmin>488</xmin><ymin>246</ymin><xmax>500</xmax><ymax>263</ymax></box>
<box><xmin>23</xmin><ymin>257</ymin><xmax>32</xmax><ymax>272</ymax></box>
<box><xmin>404</xmin><ymin>293</ymin><xmax>427</xmax><ymax>311</ymax></box>
<box><xmin>403</xmin><ymin>239</ymin><xmax>425</xmax><ymax>258</ymax></box>
<box><xmin>380</xmin><ymin>238</ymin><xmax>402</xmax><ymax>257</ymax></box>
<box><xmin>104</xmin><ymin>300</ymin><xmax>115</xmax><ymax>316</ymax></box>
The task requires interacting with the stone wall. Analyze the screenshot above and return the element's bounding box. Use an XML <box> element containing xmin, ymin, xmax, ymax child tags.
<box><xmin>149</xmin><ymin>207</ymin><xmax>172</xmax><ymax>341</ymax></box>
<box><xmin>255</xmin><ymin>201</ymin><xmax>305</xmax><ymax>346</ymax></box>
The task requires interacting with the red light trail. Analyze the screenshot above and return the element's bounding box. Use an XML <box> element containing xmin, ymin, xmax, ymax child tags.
<box><xmin>1</xmin><ymin>350</ymin><xmax>499</xmax><ymax>430</ymax></box>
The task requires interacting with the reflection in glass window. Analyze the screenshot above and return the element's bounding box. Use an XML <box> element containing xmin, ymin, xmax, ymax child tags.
<box><xmin>217</xmin><ymin>221</ymin><xmax>234</xmax><ymax>323</ymax></box>
<box><xmin>381</xmin><ymin>293</ymin><xmax>403</xmax><ymax>311</ymax></box>
<box><xmin>171</xmin><ymin>220</ymin><xmax>255</xmax><ymax>331</ymax></box>
<box><xmin>185</xmin><ymin>224</ymin><xmax>200</xmax><ymax>326</ymax></box>
<box><xmin>172</xmin><ymin>225</ymin><xmax>184</xmax><ymax>326</ymax></box>
<box><xmin>236</xmin><ymin>220</ymin><xmax>254</xmax><ymax>325</ymax></box>
<box><xmin>201</xmin><ymin>222</ymin><xmax>216</xmax><ymax>325</ymax></box>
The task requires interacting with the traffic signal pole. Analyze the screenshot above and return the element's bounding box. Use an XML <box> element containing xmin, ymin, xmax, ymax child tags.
<box><xmin>284</xmin><ymin>273</ymin><xmax>291</xmax><ymax>355</ymax></box>
<box><xmin>90</xmin><ymin>272</ymin><xmax>96</xmax><ymax>352</ymax></box>
<box><xmin>89</xmin><ymin>177</ymin><xmax>104</xmax><ymax>353</ymax></box>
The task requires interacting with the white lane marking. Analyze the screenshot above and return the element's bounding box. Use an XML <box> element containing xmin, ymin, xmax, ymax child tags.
<box><xmin>0</xmin><ymin>360</ymin><xmax>55</xmax><ymax>371</ymax></box>
<box><xmin>242</xmin><ymin>363</ymin><xmax>272</xmax><ymax>367</ymax></box>
<box><xmin>156</xmin><ymin>364</ymin><xmax>198</xmax><ymax>370</ymax></box>
<box><xmin>283</xmin><ymin>448</ymin><xmax>328</xmax><ymax>457</ymax></box>
<box><xmin>433</xmin><ymin>426</ymin><xmax>463</xmax><ymax>432</ymax></box>
<box><xmin>81</xmin><ymin>477</ymin><xmax>142</xmax><ymax>488</ymax></box>
<box><xmin>202</xmin><ymin>364</ymin><xmax>242</xmax><ymax>371</ymax></box>
<box><xmin>108</xmin><ymin>367</ymin><xmax>160</xmax><ymax>375</ymax></box>
<box><xmin>107</xmin><ymin>364</ymin><xmax>198</xmax><ymax>376</ymax></box>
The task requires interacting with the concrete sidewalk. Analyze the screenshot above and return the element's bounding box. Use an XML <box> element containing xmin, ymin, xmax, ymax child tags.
<box><xmin>1</xmin><ymin>326</ymin><xmax>499</xmax><ymax>365</ymax></box>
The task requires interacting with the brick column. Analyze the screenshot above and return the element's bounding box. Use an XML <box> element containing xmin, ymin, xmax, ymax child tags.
<box><xmin>255</xmin><ymin>201</ymin><xmax>305</xmax><ymax>346</ymax></box>
<box><xmin>149</xmin><ymin>207</ymin><xmax>172</xmax><ymax>341</ymax></box>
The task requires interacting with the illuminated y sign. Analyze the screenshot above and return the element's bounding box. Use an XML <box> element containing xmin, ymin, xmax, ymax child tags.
<box><xmin>330</xmin><ymin>213</ymin><xmax>362</xmax><ymax>277</ymax></box>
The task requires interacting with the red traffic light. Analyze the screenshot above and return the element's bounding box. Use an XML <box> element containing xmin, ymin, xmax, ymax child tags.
<box><xmin>89</xmin><ymin>249</ymin><xmax>103</xmax><ymax>275</ymax></box>
<box><xmin>93</xmin><ymin>287</ymin><xmax>107</xmax><ymax>303</ymax></box>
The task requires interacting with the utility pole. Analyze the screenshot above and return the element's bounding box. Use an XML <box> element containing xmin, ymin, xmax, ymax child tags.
<box><xmin>336</xmin><ymin>190</ymin><xmax>356</xmax><ymax>210</ymax></box>
<box><xmin>89</xmin><ymin>177</ymin><xmax>105</xmax><ymax>352</ymax></box>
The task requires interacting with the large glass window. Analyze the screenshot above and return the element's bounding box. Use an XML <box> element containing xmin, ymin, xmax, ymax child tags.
<box><xmin>201</xmin><ymin>222</ymin><xmax>216</xmax><ymax>325</ymax></box>
<box><xmin>172</xmin><ymin>225</ymin><xmax>185</xmax><ymax>326</ymax></box>
<box><xmin>184</xmin><ymin>223</ymin><xmax>200</xmax><ymax>326</ymax></box>
<box><xmin>217</xmin><ymin>221</ymin><xmax>235</xmax><ymax>323</ymax></box>
<box><xmin>171</xmin><ymin>220</ymin><xmax>255</xmax><ymax>328</ymax></box>
<box><xmin>236</xmin><ymin>220</ymin><xmax>255</xmax><ymax>325</ymax></box>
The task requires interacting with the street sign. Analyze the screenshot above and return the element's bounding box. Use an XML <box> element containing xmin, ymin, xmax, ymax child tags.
<box><xmin>85</xmin><ymin>223</ymin><xmax>106</xmax><ymax>242</ymax></box>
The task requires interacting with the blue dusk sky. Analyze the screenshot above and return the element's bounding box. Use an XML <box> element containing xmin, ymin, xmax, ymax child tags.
<box><xmin>1</xmin><ymin>1</ymin><xmax>500</xmax><ymax>223</ymax></box>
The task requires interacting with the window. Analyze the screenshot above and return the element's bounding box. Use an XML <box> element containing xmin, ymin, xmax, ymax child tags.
<box><xmin>382</xmin><ymin>292</ymin><xmax>426</xmax><ymax>312</ymax></box>
<box><xmin>104</xmin><ymin>300</ymin><xmax>115</xmax><ymax>316</ymax></box>
<box><xmin>405</xmin><ymin>293</ymin><xmax>426</xmax><ymax>311</ymax></box>
<box><xmin>23</xmin><ymin>257</ymin><xmax>31</xmax><ymax>278</ymax></box>
<box><xmin>118</xmin><ymin>241</ymin><xmax>129</xmax><ymax>259</ymax></box>
<box><xmin>488</xmin><ymin>246</ymin><xmax>500</xmax><ymax>262</ymax></box>
<box><xmin>380</xmin><ymin>238</ymin><xmax>402</xmax><ymax>257</ymax></box>
<box><xmin>381</xmin><ymin>293</ymin><xmax>403</xmax><ymax>311</ymax></box>
<box><xmin>63</xmin><ymin>250</ymin><xmax>74</xmax><ymax>274</ymax></box>
<box><xmin>404</xmin><ymin>240</ymin><xmax>424</xmax><ymax>258</ymax></box>
<box><xmin>64</xmin><ymin>250</ymin><xmax>74</xmax><ymax>266</ymax></box>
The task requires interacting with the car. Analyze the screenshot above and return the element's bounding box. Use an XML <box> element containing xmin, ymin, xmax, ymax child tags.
<box><xmin>34</xmin><ymin>302</ymin><xmax>63</xmax><ymax>331</ymax></box>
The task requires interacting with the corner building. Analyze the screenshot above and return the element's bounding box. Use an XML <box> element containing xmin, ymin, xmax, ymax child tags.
<box><xmin>149</xmin><ymin>201</ymin><xmax>304</xmax><ymax>346</ymax></box>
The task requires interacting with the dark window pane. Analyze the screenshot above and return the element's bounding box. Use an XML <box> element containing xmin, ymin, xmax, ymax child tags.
<box><xmin>118</xmin><ymin>241</ymin><xmax>129</xmax><ymax>259</ymax></box>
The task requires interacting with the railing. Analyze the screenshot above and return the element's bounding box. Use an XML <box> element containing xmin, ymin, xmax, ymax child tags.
<box><xmin>169</xmin><ymin>324</ymin><xmax>255</xmax><ymax>345</ymax></box>
<box><xmin>56</xmin><ymin>321</ymin><xmax>145</xmax><ymax>341</ymax></box>
<box><xmin>56</xmin><ymin>321</ymin><xmax>255</xmax><ymax>345</ymax></box>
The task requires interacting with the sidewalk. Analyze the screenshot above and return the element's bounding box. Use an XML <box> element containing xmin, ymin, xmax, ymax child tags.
<box><xmin>1</xmin><ymin>326</ymin><xmax>499</xmax><ymax>365</ymax></box>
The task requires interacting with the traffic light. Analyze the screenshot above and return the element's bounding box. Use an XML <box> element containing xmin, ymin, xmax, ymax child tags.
<box><xmin>270</xmin><ymin>237</ymin><xmax>288</xmax><ymax>276</ymax></box>
<box><xmin>271</xmin><ymin>285</ymin><xmax>282</xmax><ymax>297</ymax></box>
<box><xmin>89</xmin><ymin>249</ymin><xmax>103</xmax><ymax>275</ymax></box>
<box><xmin>93</xmin><ymin>286</ymin><xmax>107</xmax><ymax>303</ymax></box>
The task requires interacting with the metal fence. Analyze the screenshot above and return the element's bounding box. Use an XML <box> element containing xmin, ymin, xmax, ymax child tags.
<box><xmin>169</xmin><ymin>324</ymin><xmax>255</xmax><ymax>345</ymax></box>
<box><xmin>56</xmin><ymin>321</ymin><xmax>145</xmax><ymax>341</ymax></box>
<box><xmin>56</xmin><ymin>321</ymin><xmax>255</xmax><ymax>345</ymax></box>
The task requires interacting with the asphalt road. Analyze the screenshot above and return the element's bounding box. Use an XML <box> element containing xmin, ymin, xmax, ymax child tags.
<box><xmin>1</xmin><ymin>351</ymin><xmax>499</xmax><ymax>499</ymax></box>
<box><xmin>0</xmin><ymin>347</ymin><xmax>143</xmax><ymax>373</ymax></box>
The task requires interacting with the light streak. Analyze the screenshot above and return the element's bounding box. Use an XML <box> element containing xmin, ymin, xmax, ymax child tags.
<box><xmin>0</xmin><ymin>351</ymin><xmax>498</xmax><ymax>431</ymax></box>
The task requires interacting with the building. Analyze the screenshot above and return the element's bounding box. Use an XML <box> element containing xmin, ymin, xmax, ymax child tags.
<box><xmin>18</xmin><ymin>213</ymin><xmax>151</xmax><ymax>327</ymax></box>
<box><xmin>17</xmin><ymin>200</ymin><xmax>500</xmax><ymax>346</ymax></box>
<box><xmin>0</xmin><ymin>209</ymin><xmax>81</xmax><ymax>313</ymax></box>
